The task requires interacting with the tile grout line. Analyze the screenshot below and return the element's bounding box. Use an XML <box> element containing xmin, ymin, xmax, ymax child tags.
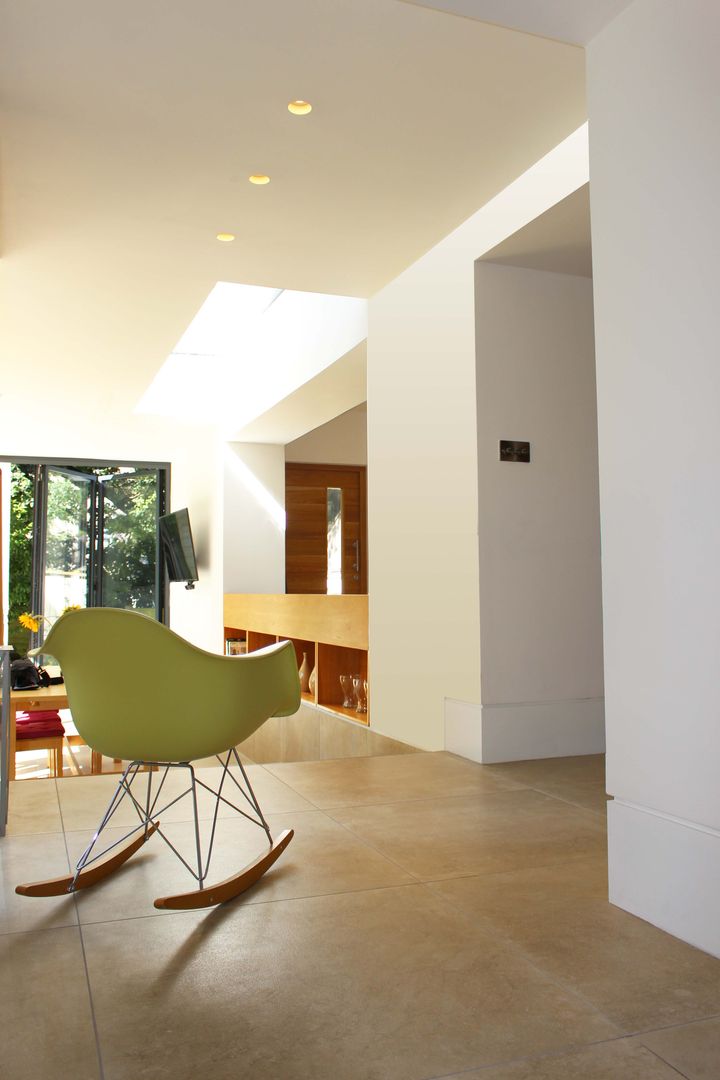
<box><xmin>637</xmin><ymin>1045</ymin><xmax>693</xmax><ymax>1080</ymax></box>
<box><xmin>318</xmin><ymin>805</ymin><xmax>426</xmax><ymax>884</ymax></box>
<box><xmin>327</xmin><ymin>788</ymin><xmax>599</xmax><ymax>818</ymax></box>
<box><xmin>260</xmin><ymin>748</ymin><xmax>427</xmax><ymax>773</ymax></box>
<box><xmin>629</xmin><ymin>1010</ymin><xmax>720</xmax><ymax>1037</ymax></box>
<box><xmin>418</xmin><ymin>875</ymin><xmax>628</xmax><ymax>1039</ymax></box>
<box><xmin>420</xmin><ymin>1031</ymin><xmax>692</xmax><ymax>1079</ymax></box>
<box><xmin>423</xmin><ymin>879</ymin><xmax>720</xmax><ymax>1061</ymax></box>
<box><xmin>277</xmin><ymin>785</ymin><xmax>541</xmax><ymax>814</ymax></box>
<box><xmin>59</xmin><ymin>802</ymin><xmax>321</xmax><ymax>837</ymax></box>
<box><xmin>62</xmin><ymin>877</ymin><xmax>426</xmax><ymax>930</ymax></box>
<box><xmin>418</xmin><ymin>850</ymin><xmax>607</xmax><ymax>887</ymax></box>
<box><xmin>55</xmin><ymin>777</ymin><xmax>107</xmax><ymax>1080</ymax></box>
<box><xmin>525</xmin><ymin>782</ymin><xmax>610</xmax><ymax>818</ymax></box>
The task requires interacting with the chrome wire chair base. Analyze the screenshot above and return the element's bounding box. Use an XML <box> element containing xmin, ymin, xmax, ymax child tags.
<box><xmin>15</xmin><ymin>749</ymin><xmax>293</xmax><ymax>907</ymax></box>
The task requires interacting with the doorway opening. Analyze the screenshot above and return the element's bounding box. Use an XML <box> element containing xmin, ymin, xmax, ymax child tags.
<box><xmin>6</xmin><ymin>460</ymin><xmax>168</xmax><ymax>656</ymax></box>
<box><xmin>285</xmin><ymin>463</ymin><xmax>367</xmax><ymax>594</ymax></box>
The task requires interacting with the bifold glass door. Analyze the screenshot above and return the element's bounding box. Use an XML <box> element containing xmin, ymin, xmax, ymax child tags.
<box><xmin>98</xmin><ymin>471</ymin><xmax>161</xmax><ymax>615</ymax></box>
<box><xmin>30</xmin><ymin>464</ymin><xmax>166</xmax><ymax>644</ymax></box>
<box><xmin>34</xmin><ymin>467</ymin><xmax>96</xmax><ymax>621</ymax></box>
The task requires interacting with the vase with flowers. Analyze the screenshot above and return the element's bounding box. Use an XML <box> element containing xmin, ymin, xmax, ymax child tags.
<box><xmin>16</xmin><ymin>606</ymin><xmax>81</xmax><ymax>655</ymax></box>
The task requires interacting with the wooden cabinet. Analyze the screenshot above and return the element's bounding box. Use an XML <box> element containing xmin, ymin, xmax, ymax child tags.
<box><xmin>224</xmin><ymin>594</ymin><xmax>369</xmax><ymax>725</ymax></box>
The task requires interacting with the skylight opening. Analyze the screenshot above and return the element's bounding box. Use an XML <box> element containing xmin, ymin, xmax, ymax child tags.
<box><xmin>137</xmin><ymin>283</ymin><xmax>368</xmax><ymax>434</ymax></box>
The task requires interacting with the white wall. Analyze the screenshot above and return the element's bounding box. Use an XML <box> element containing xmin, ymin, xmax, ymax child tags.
<box><xmin>0</xmin><ymin>414</ymin><xmax>224</xmax><ymax>653</ymax></box>
<box><xmin>588</xmin><ymin>0</ymin><xmax>720</xmax><ymax>956</ymax></box>
<box><xmin>167</xmin><ymin>434</ymin><xmax>224</xmax><ymax>652</ymax></box>
<box><xmin>368</xmin><ymin>127</ymin><xmax>590</xmax><ymax>750</ymax></box>
<box><xmin>223</xmin><ymin>443</ymin><xmax>286</xmax><ymax>596</ymax></box>
<box><xmin>285</xmin><ymin>403</ymin><xmax>367</xmax><ymax>466</ymax></box>
<box><xmin>472</xmin><ymin>263</ymin><xmax>604</xmax><ymax>761</ymax></box>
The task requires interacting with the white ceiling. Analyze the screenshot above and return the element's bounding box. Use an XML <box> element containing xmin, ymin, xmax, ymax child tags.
<box><xmin>400</xmin><ymin>0</ymin><xmax>634</xmax><ymax>45</ymax></box>
<box><xmin>0</xmin><ymin>0</ymin><xmax>588</xmax><ymax>438</ymax></box>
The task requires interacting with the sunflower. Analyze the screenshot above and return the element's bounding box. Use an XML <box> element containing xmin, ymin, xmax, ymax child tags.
<box><xmin>18</xmin><ymin>613</ymin><xmax>40</xmax><ymax>633</ymax></box>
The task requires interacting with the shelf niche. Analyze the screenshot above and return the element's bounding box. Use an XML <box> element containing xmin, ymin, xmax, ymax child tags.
<box><xmin>224</xmin><ymin>594</ymin><xmax>369</xmax><ymax>727</ymax></box>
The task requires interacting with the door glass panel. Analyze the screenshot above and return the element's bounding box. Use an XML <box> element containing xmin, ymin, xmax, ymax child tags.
<box><xmin>100</xmin><ymin>470</ymin><xmax>159</xmax><ymax>616</ymax></box>
<box><xmin>326</xmin><ymin>487</ymin><xmax>343</xmax><ymax>595</ymax></box>
<box><xmin>43</xmin><ymin>468</ymin><xmax>94</xmax><ymax>620</ymax></box>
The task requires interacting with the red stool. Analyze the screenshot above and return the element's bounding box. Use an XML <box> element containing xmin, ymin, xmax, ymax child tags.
<box><xmin>15</xmin><ymin>710</ymin><xmax>65</xmax><ymax>778</ymax></box>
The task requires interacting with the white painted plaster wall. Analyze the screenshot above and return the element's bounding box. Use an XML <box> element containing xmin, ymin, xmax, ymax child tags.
<box><xmin>167</xmin><ymin>434</ymin><xmax>224</xmax><ymax>652</ymax></box>
<box><xmin>285</xmin><ymin>404</ymin><xmax>367</xmax><ymax>466</ymax></box>
<box><xmin>223</xmin><ymin>443</ymin><xmax>286</xmax><ymax>595</ymax></box>
<box><xmin>368</xmin><ymin>127</ymin><xmax>590</xmax><ymax>750</ymax></box>
<box><xmin>0</xmin><ymin>414</ymin><xmax>224</xmax><ymax>652</ymax></box>
<box><xmin>474</xmin><ymin>263</ymin><xmax>604</xmax><ymax>761</ymax></box>
<box><xmin>588</xmin><ymin>0</ymin><xmax>720</xmax><ymax>955</ymax></box>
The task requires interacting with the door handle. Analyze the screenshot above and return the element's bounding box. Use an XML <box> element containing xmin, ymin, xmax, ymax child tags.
<box><xmin>352</xmin><ymin>540</ymin><xmax>360</xmax><ymax>573</ymax></box>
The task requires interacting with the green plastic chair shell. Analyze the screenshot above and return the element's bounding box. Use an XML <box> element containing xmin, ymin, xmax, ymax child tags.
<box><xmin>34</xmin><ymin>608</ymin><xmax>301</xmax><ymax>763</ymax></box>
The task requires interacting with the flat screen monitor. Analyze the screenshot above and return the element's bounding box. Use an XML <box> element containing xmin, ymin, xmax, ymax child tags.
<box><xmin>158</xmin><ymin>508</ymin><xmax>199</xmax><ymax>589</ymax></box>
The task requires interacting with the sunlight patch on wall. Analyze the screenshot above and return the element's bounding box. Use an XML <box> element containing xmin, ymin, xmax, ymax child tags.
<box><xmin>223</xmin><ymin>445</ymin><xmax>286</xmax><ymax>532</ymax></box>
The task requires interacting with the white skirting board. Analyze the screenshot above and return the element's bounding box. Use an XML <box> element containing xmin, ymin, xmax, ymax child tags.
<box><xmin>608</xmin><ymin>800</ymin><xmax>720</xmax><ymax>960</ymax></box>
<box><xmin>444</xmin><ymin>696</ymin><xmax>605</xmax><ymax>763</ymax></box>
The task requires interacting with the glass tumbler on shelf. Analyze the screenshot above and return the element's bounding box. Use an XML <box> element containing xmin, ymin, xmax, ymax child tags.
<box><xmin>340</xmin><ymin>674</ymin><xmax>354</xmax><ymax>709</ymax></box>
<box><xmin>353</xmin><ymin>675</ymin><xmax>367</xmax><ymax>714</ymax></box>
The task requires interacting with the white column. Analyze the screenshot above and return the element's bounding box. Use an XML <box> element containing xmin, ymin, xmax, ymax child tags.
<box><xmin>368</xmin><ymin>128</ymin><xmax>590</xmax><ymax>750</ymax></box>
<box><xmin>588</xmin><ymin>0</ymin><xmax>720</xmax><ymax>956</ymax></box>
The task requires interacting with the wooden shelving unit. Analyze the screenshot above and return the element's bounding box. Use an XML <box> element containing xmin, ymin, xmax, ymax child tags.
<box><xmin>224</xmin><ymin>594</ymin><xmax>369</xmax><ymax>726</ymax></box>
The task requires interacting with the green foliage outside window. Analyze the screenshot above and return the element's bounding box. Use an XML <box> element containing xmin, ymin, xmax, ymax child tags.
<box><xmin>101</xmin><ymin>471</ymin><xmax>158</xmax><ymax>614</ymax></box>
<box><xmin>9</xmin><ymin>465</ymin><xmax>34</xmax><ymax>654</ymax></box>
<box><xmin>8</xmin><ymin>464</ymin><xmax>161</xmax><ymax>654</ymax></box>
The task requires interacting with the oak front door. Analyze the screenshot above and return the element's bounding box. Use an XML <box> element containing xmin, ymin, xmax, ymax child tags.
<box><xmin>285</xmin><ymin>464</ymin><xmax>367</xmax><ymax>594</ymax></box>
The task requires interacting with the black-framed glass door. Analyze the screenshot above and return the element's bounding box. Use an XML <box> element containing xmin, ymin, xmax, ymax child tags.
<box><xmin>32</xmin><ymin>466</ymin><xmax>97</xmax><ymax>623</ymax></box>
<box><xmin>98</xmin><ymin>470</ymin><xmax>164</xmax><ymax>616</ymax></box>
<box><xmin>26</xmin><ymin>464</ymin><xmax>167</xmax><ymax>646</ymax></box>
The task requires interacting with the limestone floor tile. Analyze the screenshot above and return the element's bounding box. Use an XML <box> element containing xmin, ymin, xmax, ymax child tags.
<box><xmin>5</xmin><ymin>778</ymin><xmax>62</xmax><ymax>835</ymax></box>
<box><xmin>439</xmin><ymin>1038</ymin><xmax>688</xmax><ymax>1079</ymax></box>
<box><xmin>82</xmin><ymin>884</ymin><xmax>618</xmax><ymax>1080</ymax></box>
<box><xmin>201</xmin><ymin>763</ymin><xmax>316</xmax><ymax>813</ymax></box>
<box><xmin>430</xmin><ymin>861</ymin><xmax>720</xmax><ymax>1032</ymax></box>
<box><xmin>56</xmin><ymin>762</ymin><xmax>314</xmax><ymax>832</ymax></box>
<box><xmin>265</xmin><ymin>750</ymin><xmax>525</xmax><ymax>809</ymax></box>
<box><xmin>632</xmin><ymin>1016</ymin><xmax>720</xmax><ymax>1080</ymax></box>
<box><xmin>131</xmin><ymin>762</ymin><xmax>313</xmax><ymax>822</ymax></box>
<box><xmin>485</xmin><ymin>754</ymin><xmax>606</xmax><ymax>786</ymax></box>
<box><xmin>55</xmin><ymin>768</ymin><xmax>222</xmax><ymax>834</ymax></box>
<box><xmin>66</xmin><ymin>809</ymin><xmax>415</xmax><ymax>923</ymax></box>
<box><xmin>519</xmin><ymin>778</ymin><xmax>610</xmax><ymax>815</ymax></box>
<box><xmin>482</xmin><ymin>756</ymin><xmax>609</xmax><ymax>815</ymax></box>
<box><xmin>57</xmin><ymin>772</ymin><xmax>155</xmax><ymax>831</ymax></box>
<box><xmin>0</xmin><ymin>831</ymin><xmax>77</xmax><ymax>934</ymax></box>
<box><xmin>0</xmin><ymin>926</ymin><xmax>100</xmax><ymax>1080</ymax></box>
<box><xmin>329</xmin><ymin>788</ymin><xmax>606</xmax><ymax>881</ymax></box>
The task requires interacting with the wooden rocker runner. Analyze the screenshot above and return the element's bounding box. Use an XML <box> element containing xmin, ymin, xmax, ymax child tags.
<box><xmin>15</xmin><ymin>609</ymin><xmax>300</xmax><ymax>909</ymax></box>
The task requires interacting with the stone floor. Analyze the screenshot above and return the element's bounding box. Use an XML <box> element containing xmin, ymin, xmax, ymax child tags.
<box><xmin>2</xmin><ymin>748</ymin><xmax>719</xmax><ymax>1079</ymax></box>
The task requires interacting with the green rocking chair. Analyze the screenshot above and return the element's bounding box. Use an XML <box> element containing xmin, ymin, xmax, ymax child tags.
<box><xmin>15</xmin><ymin>608</ymin><xmax>300</xmax><ymax>909</ymax></box>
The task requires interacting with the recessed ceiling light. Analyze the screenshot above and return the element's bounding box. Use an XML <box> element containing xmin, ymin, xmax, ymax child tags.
<box><xmin>216</xmin><ymin>233</ymin><xmax>235</xmax><ymax>242</ymax></box>
<box><xmin>249</xmin><ymin>174</ymin><xmax>271</xmax><ymax>185</ymax></box>
<box><xmin>288</xmin><ymin>100</ymin><xmax>312</xmax><ymax>116</ymax></box>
